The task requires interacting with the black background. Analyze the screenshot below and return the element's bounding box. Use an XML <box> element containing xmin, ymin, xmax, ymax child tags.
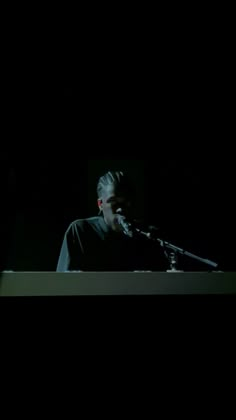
<box><xmin>1</xmin><ymin>35</ymin><xmax>234</xmax><ymax>271</ymax></box>
<box><xmin>0</xmin><ymin>7</ymin><xmax>235</xmax><ymax>358</ymax></box>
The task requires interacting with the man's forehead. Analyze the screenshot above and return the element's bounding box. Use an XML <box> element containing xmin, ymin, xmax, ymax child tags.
<box><xmin>102</xmin><ymin>183</ymin><xmax>130</xmax><ymax>199</ymax></box>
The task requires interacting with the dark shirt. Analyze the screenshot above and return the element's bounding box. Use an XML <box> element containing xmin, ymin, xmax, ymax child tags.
<box><xmin>56</xmin><ymin>216</ymin><xmax>169</xmax><ymax>271</ymax></box>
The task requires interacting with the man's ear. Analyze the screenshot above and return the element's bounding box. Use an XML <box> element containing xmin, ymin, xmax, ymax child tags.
<box><xmin>97</xmin><ymin>199</ymin><xmax>103</xmax><ymax>211</ymax></box>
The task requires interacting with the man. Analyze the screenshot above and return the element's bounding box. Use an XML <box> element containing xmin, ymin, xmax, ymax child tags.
<box><xmin>56</xmin><ymin>171</ymin><xmax>168</xmax><ymax>271</ymax></box>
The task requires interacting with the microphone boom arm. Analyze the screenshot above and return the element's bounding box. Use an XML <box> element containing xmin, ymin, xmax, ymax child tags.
<box><xmin>135</xmin><ymin>228</ymin><xmax>218</xmax><ymax>269</ymax></box>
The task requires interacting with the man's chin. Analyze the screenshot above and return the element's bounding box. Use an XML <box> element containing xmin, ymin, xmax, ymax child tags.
<box><xmin>112</xmin><ymin>220</ymin><xmax>123</xmax><ymax>233</ymax></box>
<box><xmin>112</xmin><ymin>224</ymin><xmax>122</xmax><ymax>233</ymax></box>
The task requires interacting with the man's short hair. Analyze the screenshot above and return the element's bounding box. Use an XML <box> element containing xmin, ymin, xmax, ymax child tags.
<box><xmin>97</xmin><ymin>171</ymin><xmax>135</xmax><ymax>198</ymax></box>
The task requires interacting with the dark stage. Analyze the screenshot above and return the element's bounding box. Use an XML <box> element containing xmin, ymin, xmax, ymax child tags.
<box><xmin>1</xmin><ymin>87</ymin><xmax>234</xmax><ymax>272</ymax></box>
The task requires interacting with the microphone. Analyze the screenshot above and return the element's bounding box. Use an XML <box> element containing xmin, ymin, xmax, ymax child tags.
<box><xmin>117</xmin><ymin>216</ymin><xmax>134</xmax><ymax>237</ymax></box>
<box><xmin>117</xmin><ymin>217</ymin><xmax>160</xmax><ymax>239</ymax></box>
<box><xmin>116</xmin><ymin>213</ymin><xmax>161</xmax><ymax>240</ymax></box>
<box><xmin>131</xmin><ymin>218</ymin><xmax>159</xmax><ymax>235</ymax></box>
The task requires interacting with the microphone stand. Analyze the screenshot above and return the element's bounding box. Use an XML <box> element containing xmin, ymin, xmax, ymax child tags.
<box><xmin>135</xmin><ymin>228</ymin><xmax>219</xmax><ymax>271</ymax></box>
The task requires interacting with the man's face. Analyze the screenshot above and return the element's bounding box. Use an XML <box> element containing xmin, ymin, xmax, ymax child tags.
<box><xmin>98</xmin><ymin>183</ymin><xmax>134</xmax><ymax>231</ymax></box>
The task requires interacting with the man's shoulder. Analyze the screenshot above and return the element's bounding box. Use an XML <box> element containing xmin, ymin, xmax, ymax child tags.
<box><xmin>67</xmin><ymin>216</ymin><xmax>106</xmax><ymax>235</ymax></box>
<box><xmin>68</xmin><ymin>216</ymin><xmax>99</xmax><ymax>228</ymax></box>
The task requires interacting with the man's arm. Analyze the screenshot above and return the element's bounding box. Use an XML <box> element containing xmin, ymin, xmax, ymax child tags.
<box><xmin>56</xmin><ymin>222</ymin><xmax>83</xmax><ymax>272</ymax></box>
<box><xmin>56</xmin><ymin>230</ymin><xmax>72</xmax><ymax>272</ymax></box>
